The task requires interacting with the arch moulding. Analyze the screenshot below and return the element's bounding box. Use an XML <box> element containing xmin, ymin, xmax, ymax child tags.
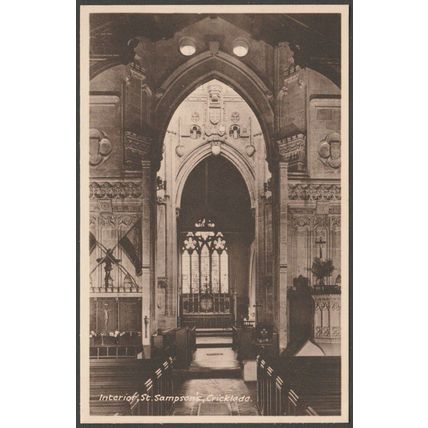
<box><xmin>154</xmin><ymin>51</ymin><xmax>275</xmax><ymax>170</ymax></box>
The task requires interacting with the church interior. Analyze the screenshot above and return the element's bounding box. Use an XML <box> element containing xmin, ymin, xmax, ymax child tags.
<box><xmin>87</xmin><ymin>12</ymin><xmax>344</xmax><ymax>418</ymax></box>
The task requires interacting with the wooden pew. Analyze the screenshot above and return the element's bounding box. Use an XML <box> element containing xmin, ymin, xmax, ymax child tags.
<box><xmin>257</xmin><ymin>356</ymin><xmax>341</xmax><ymax>416</ymax></box>
<box><xmin>285</xmin><ymin>358</ymin><xmax>341</xmax><ymax>416</ymax></box>
<box><xmin>89</xmin><ymin>356</ymin><xmax>175</xmax><ymax>416</ymax></box>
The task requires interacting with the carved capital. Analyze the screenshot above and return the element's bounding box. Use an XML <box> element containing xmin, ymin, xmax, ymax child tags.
<box><xmin>277</xmin><ymin>133</ymin><xmax>306</xmax><ymax>171</ymax></box>
<box><xmin>124</xmin><ymin>131</ymin><xmax>152</xmax><ymax>169</ymax></box>
<box><xmin>127</xmin><ymin>61</ymin><xmax>147</xmax><ymax>82</ymax></box>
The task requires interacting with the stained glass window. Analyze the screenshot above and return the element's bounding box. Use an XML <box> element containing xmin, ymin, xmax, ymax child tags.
<box><xmin>181</xmin><ymin>218</ymin><xmax>228</xmax><ymax>295</ymax></box>
<box><xmin>211</xmin><ymin>251</ymin><xmax>219</xmax><ymax>293</ymax></box>
<box><xmin>220</xmin><ymin>250</ymin><xmax>229</xmax><ymax>293</ymax></box>
<box><xmin>182</xmin><ymin>251</ymin><xmax>190</xmax><ymax>293</ymax></box>
<box><xmin>191</xmin><ymin>251</ymin><xmax>199</xmax><ymax>294</ymax></box>
<box><xmin>200</xmin><ymin>245</ymin><xmax>210</xmax><ymax>293</ymax></box>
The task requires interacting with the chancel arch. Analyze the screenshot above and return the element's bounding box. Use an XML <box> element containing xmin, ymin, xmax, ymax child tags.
<box><xmin>153</xmin><ymin>52</ymin><xmax>275</xmax><ymax>169</ymax></box>
<box><xmin>155</xmin><ymin>79</ymin><xmax>271</xmax><ymax>329</ymax></box>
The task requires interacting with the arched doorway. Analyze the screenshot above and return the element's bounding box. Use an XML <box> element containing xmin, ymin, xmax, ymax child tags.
<box><xmin>178</xmin><ymin>156</ymin><xmax>253</xmax><ymax>328</ymax></box>
<box><xmin>155</xmin><ymin>79</ymin><xmax>271</xmax><ymax>330</ymax></box>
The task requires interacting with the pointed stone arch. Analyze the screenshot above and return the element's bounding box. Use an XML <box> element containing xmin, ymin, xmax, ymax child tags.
<box><xmin>154</xmin><ymin>51</ymin><xmax>275</xmax><ymax>169</ymax></box>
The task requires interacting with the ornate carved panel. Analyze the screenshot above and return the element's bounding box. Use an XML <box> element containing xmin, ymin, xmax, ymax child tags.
<box><xmin>313</xmin><ymin>294</ymin><xmax>341</xmax><ymax>341</ymax></box>
<box><xmin>90</xmin><ymin>181</ymin><xmax>143</xmax><ymax>199</ymax></box>
<box><xmin>288</xmin><ymin>183</ymin><xmax>340</xmax><ymax>201</ymax></box>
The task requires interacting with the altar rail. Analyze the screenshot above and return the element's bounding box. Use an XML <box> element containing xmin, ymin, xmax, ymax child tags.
<box><xmin>181</xmin><ymin>293</ymin><xmax>231</xmax><ymax>314</ymax></box>
<box><xmin>256</xmin><ymin>355</ymin><xmax>341</xmax><ymax>416</ymax></box>
<box><xmin>180</xmin><ymin>314</ymin><xmax>233</xmax><ymax>328</ymax></box>
<box><xmin>90</xmin><ymin>356</ymin><xmax>174</xmax><ymax>416</ymax></box>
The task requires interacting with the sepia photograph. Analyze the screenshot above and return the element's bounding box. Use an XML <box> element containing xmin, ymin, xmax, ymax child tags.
<box><xmin>79</xmin><ymin>3</ymin><xmax>350</xmax><ymax>424</ymax></box>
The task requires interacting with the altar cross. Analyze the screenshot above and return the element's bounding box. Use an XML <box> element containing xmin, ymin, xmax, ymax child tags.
<box><xmin>315</xmin><ymin>236</ymin><xmax>327</xmax><ymax>259</ymax></box>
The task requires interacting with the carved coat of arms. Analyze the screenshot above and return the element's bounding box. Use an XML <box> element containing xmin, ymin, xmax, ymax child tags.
<box><xmin>318</xmin><ymin>132</ymin><xmax>341</xmax><ymax>169</ymax></box>
<box><xmin>209</xmin><ymin>107</ymin><xmax>221</xmax><ymax>125</ymax></box>
<box><xmin>90</xmin><ymin>129</ymin><xmax>112</xmax><ymax>166</ymax></box>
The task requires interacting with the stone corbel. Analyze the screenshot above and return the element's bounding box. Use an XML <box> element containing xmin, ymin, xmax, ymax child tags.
<box><xmin>263</xmin><ymin>178</ymin><xmax>272</xmax><ymax>200</ymax></box>
<box><xmin>277</xmin><ymin>133</ymin><xmax>307</xmax><ymax>172</ymax></box>
<box><xmin>126</xmin><ymin>61</ymin><xmax>147</xmax><ymax>83</ymax></box>
<box><xmin>124</xmin><ymin>131</ymin><xmax>152</xmax><ymax>170</ymax></box>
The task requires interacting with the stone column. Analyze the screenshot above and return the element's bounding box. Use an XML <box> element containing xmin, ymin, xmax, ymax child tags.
<box><xmin>276</xmin><ymin>160</ymin><xmax>288</xmax><ymax>352</ymax></box>
<box><xmin>164</xmin><ymin>132</ymin><xmax>178</xmax><ymax>329</ymax></box>
<box><xmin>141</xmin><ymin>159</ymin><xmax>154</xmax><ymax>354</ymax></box>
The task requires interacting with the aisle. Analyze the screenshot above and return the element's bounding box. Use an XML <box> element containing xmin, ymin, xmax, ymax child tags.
<box><xmin>172</xmin><ymin>346</ymin><xmax>259</xmax><ymax>416</ymax></box>
<box><xmin>172</xmin><ymin>378</ymin><xmax>258</xmax><ymax>416</ymax></box>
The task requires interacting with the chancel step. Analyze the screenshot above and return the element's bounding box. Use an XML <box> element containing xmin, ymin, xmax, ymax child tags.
<box><xmin>195</xmin><ymin>328</ymin><xmax>233</xmax><ymax>348</ymax></box>
<box><xmin>196</xmin><ymin>328</ymin><xmax>233</xmax><ymax>336</ymax></box>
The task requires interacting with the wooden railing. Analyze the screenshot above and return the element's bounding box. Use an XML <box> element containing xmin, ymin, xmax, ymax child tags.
<box><xmin>90</xmin><ymin>285</ymin><xmax>141</xmax><ymax>293</ymax></box>
<box><xmin>90</xmin><ymin>334</ymin><xmax>143</xmax><ymax>359</ymax></box>
<box><xmin>90</xmin><ymin>356</ymin><xmax>175</xmax><ymax>416</ymax></box>
<box><xmin>256</xmin><ymin>355</ymin><xmax>341</xmax><ymax>416</ymax></box>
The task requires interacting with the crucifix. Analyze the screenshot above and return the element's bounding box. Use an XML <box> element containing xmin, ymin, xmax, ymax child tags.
<box><xmin>96</xmin><ymin>249</ymin><xmax>121</xmax><ymax>291</ymax></box>
<box><xmin>315</xmin><ymin>236</ymin><xmax>327</xmax><ymax>259</ymax></box>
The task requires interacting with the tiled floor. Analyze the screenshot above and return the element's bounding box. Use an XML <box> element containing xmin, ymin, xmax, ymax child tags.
<box><xmin>191</xmin><ymin>347</ymin><xmax>239</xmax><ymax>369</ymax></box>
<box><xmin>172</xmin><ymin>378</ymin><xmax>258</xmax><ymax>416</ymax></box>
<box><xmin>172</xmin><ymin>345</ymin><xmax>259</xmax><ymax>416</ymax></box>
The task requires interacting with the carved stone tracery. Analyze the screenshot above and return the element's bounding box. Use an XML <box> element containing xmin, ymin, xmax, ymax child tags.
<box><xmin>289</xmin><ymin>211</ymin><xmax>341</xmax><ymax>233</ymax></box>
<box><xmin>98</xmin><ymin>213</ymin><xmax>138</xmax><ymax>227</ymax></box>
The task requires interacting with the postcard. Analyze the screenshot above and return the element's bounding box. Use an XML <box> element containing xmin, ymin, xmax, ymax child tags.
<box><xmin>79</xmin><ymin>2</ymin><xmax>351</xmax><ymax>425</ymax></box>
